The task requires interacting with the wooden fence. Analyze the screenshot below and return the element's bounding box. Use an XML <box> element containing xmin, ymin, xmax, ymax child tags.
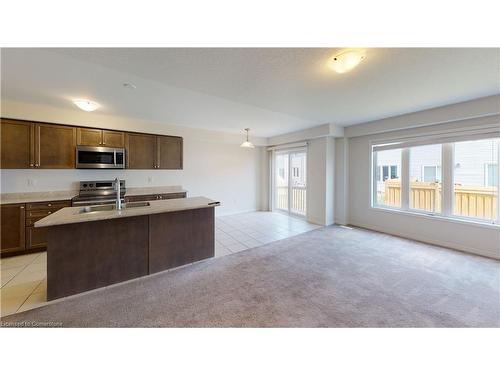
<box><xmin>382</xmin><ymin>179</ymin><xmax>498</xmax><ymax>220</ymax></box>
<box><xmin>276</xmin><ymin>186</ymin><xmax>306</xmax><ymax>215</ymax></box>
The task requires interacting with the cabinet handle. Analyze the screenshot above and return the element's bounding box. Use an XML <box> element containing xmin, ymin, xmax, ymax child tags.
<box><xmin>21</xmin><ymin>206</ymin><xmax>25</xmax><ymax>209</ymax></box>
<box><xmin>35</xmin><ymin>163</ymin><xmax>39</xmax><ymax>167</ymax></box>
<box><xmin>48</xmin><ymin>211</ymin><xmax>52</xmax><ymax>214</ymax></box>
<box><xmin>30</xmin><ymin>163</ymin><xmax>34</xmax><ymax>167</ymax></box>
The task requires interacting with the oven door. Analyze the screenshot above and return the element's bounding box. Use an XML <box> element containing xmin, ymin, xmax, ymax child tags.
<box><xmin>76</xmin><ymin>146</ymin><xmax>125</xmax><ymax>169</ymax></box>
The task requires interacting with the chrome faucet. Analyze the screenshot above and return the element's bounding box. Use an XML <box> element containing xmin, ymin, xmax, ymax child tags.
<box><xmin>114</xmin><ymin>178</ymin><xmax>122</xmax><ymax>210</ymax></box>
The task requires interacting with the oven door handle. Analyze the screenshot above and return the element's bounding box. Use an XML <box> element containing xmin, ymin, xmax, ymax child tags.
<box><xmin>113</xmin><ymin>149</ymin><xmax>117</xmax><ymax>166</ymax></box>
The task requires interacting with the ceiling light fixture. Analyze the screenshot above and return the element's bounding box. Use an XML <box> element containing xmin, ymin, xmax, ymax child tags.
<box><xmin>73</xmin><ymin>99</ymin><xmax>100</xmax><ymax>112</ymax></box>
<box><xmin>330</xmin><ymin>49</ymin><xmax>366</xmax><ymax>74</ymax></box>
<box><xmin>123</xmin><ymin>83</ymin><xmax>137</xmax><ymax>89</ymax></box>
<box><xmin>240</xmin><ymin>128</ymin><xmax>255</xmax><ymax>148</ymax></box>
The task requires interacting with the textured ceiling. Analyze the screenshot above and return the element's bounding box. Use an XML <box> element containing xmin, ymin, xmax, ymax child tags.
<box><xmin>2</xmin><ymin>48</ymin><xmax>499</xmax><ymax>137</ymax></box>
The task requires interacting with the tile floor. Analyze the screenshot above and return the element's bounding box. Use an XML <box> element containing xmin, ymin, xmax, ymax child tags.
<box><xmin>1</xmin><ymin>211</ymin><xmax>320</xmax><ymax>317</ymax></box>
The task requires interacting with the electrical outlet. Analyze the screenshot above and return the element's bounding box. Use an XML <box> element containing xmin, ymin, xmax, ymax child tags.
<box><xmin>148</xmin><ymin>176</ymin><xmax>153</xmax><ymax>184</ymax></box>
<box><xmin>27</xmin><ymin>178</ymin><xmax>36</xmax><ymax>187</ymax></box>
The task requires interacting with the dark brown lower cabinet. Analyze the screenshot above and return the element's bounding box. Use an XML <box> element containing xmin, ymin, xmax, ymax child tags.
<box><xmin>47</xmin><ymin>216</ymin><xmax>149</xmax><ymax>300</ymax></box>
<box><xmin>0</xmin><ymin>204</ymin><xmax>26</xmax><ymax>255</ymax></box>
<box><xmin>0</xmin><ymin>200</ymin><xmax>70</xmax><ymax>257</ymax></box>
<box><xmin>26</xmin><ymin>226</ymin><xmax>48</xmax><ymax>250</ymax></box>
<box><xmin>125</xmin><ymin>192</ymin><xmax>186</xmax><ymax>203</ymax></box>
<box><xmin>149</xmin><ymin>208</ymin><xmax>214</xmax><ymax>273</ymax></box>
<box><xmin>46</xmin><ymin>207</ymin><xmax>214</xmax><ymax>300</ymax></box>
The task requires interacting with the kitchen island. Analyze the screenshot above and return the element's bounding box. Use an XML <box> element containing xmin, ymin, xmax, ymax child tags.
<box><xmin>35</xmin><ymin>197</ymin><xmax>219</xmax><ymax>300</ymax></box>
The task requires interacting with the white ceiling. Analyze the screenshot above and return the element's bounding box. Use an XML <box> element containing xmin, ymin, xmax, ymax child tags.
<box><xmin>2</xmin><ymin>48</ymin><xmax>499</xmax><ymax>137</ymax></box>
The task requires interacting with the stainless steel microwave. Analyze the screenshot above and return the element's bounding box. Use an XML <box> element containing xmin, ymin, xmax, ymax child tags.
<box><xmin>76</xmin><ymin>146</ymin><xmax>125</xmax><ymax>169</ymax></box>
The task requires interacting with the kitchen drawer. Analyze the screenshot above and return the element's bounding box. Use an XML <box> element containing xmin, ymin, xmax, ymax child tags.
<box><xmin>26</xmin><ymin>216</ymin><xmax>47</xmax><ymax>226</ymax></box>
<box><xmin>26</xmin><ymin>200</ymin><xmax>71</xmax><ymax>211</ymax></box>
<box><xmin>26</xmin><ymin>209</ymin><xmax>56</xmax><ymax>219</ymax></box>
<box><xmin>126</xmin><ymin>192</ymin><xmax>186</xmax><ymax>202</ymax></box>
<box><xmin>160</xmin><ymin>193</ymin><xmax>186</xmax><ymax>200</ymax></box>
<box><xmin>125</xmin><ymin>194</ymin><xmax>160</xmax><ymax>203</ymax></box>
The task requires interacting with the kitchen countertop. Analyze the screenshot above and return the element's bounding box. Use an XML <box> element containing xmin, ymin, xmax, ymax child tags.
<box><xmin>125</xmin><ymin>185</ymin><xmax>187</xmax><ymax>196</ymax></box>
<box><xmin>0</xmin><ymin>186</ymin><xmax>187</xmax><ymax>204</ymax></box>
<box><xmin>35</xmin><ymin>196</ymin><xmax>219</xmax><ymax>227</ymax></box>
<box><xmin>0</xmin><ymin>190</ymin><xmax>78</xmax><ymax>205</ymax></box>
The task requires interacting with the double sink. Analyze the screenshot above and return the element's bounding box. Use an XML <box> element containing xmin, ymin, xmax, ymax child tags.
<box><xmin>79</xmin><ymin>201</ymin><xmax>150</xmax><ymax>214</ymax></box>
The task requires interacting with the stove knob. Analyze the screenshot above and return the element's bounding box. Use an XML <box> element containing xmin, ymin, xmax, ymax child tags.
<box><xmin>83</xmin><ymin>184</ymin><xmax>87</xmax><ymax>188</ymax></box>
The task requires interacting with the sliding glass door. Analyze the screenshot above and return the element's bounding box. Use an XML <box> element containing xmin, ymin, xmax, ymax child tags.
<box><xmin>274</xmin><ymin>149</ymin><xmax>307</xmax><ymax>216</ymax></box>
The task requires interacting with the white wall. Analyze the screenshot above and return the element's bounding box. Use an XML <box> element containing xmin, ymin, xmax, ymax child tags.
<box><xmin>347</xmin><ymin>122</ymin><xmax>500</xmax><ymax>260</ymax></box>
<box><xmin>334</xmin><ymin>137</ymin><xmax>349</xmax><ymax>225</ymax></box>
<box><xmin>1</xmin><ymin>100</ymin><xmax>266</xmax><ymax>216</ymax></box>
<box><xmin>306</xmin><ymin>137</ymin><xmax>335</xmax><ymax>225</ymax></box>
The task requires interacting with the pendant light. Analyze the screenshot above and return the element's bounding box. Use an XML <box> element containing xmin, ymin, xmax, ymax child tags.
<box><xmin>240</xmin><ymin>128</ymin><xmax>255</xmax><ymax>148</ymax></box>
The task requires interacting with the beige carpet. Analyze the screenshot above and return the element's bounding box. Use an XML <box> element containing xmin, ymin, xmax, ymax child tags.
<box><xmin>2</xmin><ymin>226</ymin><xmax>499</xmax><ymax>327</ymax></box>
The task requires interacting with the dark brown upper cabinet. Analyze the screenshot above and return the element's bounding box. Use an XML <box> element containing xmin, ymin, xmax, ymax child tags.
<box><xmin>1</xmin><ymin>120</ymin><xmax>76</xmax><ymax>169</ymax></box>
<box><xmin>36</xmin><ymin>123</ymin><xmax>76</xmax><ymax>168</ymax></box>
<box><xmin>77</xmin><ymin>128</ymin><xmax>124</xmax><ymax>148</ymax></box>
<box><xmin>157</xmin><ymin>135</ymin><xmax>183</xmax><ymax>169</ymax></box>
<box><xmin>103</xmin><ymin>130</ymin><xmax>125</xmax><ymax>148</ymax></box>
<box><xmin>126</xmin><ymin>133</ymin><xmax>183</xmax><ymax>170</ymax></box>
<box><xmin>0</xmin><ymin>119</ymin><xmax>33</xmax><ymax>168</ymax></box>
<box><xmin>1</xmin><ymin>118</ymin><xmax>181</xmax><ymax>170</ymax></box>
<box><xmin>125</xmin><ymin>133</ymin><xmax>157</xmax><ymax>169</ymax></box>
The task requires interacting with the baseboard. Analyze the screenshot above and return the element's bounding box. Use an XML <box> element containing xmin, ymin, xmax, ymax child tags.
<box><xmin>349</xmin><ymin>220</ymin><xmax>500</xmax><ymax>260</ymax></box>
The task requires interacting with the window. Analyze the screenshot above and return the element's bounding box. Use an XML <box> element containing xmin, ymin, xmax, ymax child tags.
<box><xmin>422</xmin><ymin>166</ymin><xmax>441</xmax><ymax>183</ymax></box>
<box><xmin>376</xmin><ymin>165</ymin><xmax>398</xmax><ymax>182</ymax></box>
<box><xmin>410</xmin><ymin>144</ymin><xmax>442</xmax><ymax>213</ymax></box>
<box><xmin>278</xmin><ymin>168</ymin><xmax>285</xmax><ymax>179</ymax></box>
<box><xmin>372</xmin><ymin>135</ymin><xmax>500</xmax><ymax>225</ymax></box>
<box><xmin>454</xmin><ymin>139</ymin><xmax>498</xmax><ymax>221</ymax></box>
<box><xmin>373</xmin><ymin>149</ymin><xmax>401</xmax><ymax>208</ymax></box>
<box><xmin>485</xmin><ymin>163</ymin><xmax>498</xmax><ymax>187</ymax></box>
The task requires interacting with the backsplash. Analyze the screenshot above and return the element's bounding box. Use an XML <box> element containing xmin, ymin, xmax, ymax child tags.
<box><xmin>0</xmin><ymin>169</ymin><xmax>184</xmax><ymax>193</ymax></box>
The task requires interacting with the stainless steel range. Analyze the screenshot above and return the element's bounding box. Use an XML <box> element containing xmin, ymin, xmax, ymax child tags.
<box><xmin>71</xmin><ymin>180</ymin><xmax>126</xmax><ymax>207</ymax></box>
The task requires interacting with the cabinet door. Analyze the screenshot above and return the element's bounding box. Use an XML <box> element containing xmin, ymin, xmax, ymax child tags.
<box><xmin>149</xmin><ymin>208</ymin><xmax>214</xmax><ymax>273</ymax></box>
<box><xmin>0</xmin><ymin>204</ymin><xmax>26</xmax><ymax>254</ymax></box>
<box><xmin>1</xmin><ymin>119</ymin><xmax>34</xmax><ymax>168</ymax></box>
<box><xmin>77</xmin><ymin>128</ymin><xmax>102</xmax><ymax>146</ymax></box>
<box><xmin>125</xmin><ymin>133</ymin><xmax>156</xmax><ymax>169</ymax></box>
<box><xmin>36</xmin><ymin>123</ymin><xmax>76</xmax><ymax>168</ymax></box>
<box><xmin>102</xmin><ymin>130</ymin><xmax>125</xmax><ymax>148</ymax></box>
<box><xmin>158</xmin><ymin>136</ymin><xmax>183</xmax><ymax>169</ymax></box>
<box><xmin>26</xmin><ymin>226</ymin><xmax>48</xmax><ymax>249</ymax></box>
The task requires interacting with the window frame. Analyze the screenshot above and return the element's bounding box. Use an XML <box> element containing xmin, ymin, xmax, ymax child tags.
<box><xmin>371</xmin><ymin>149</ymin><xmax>402</xmax><ymax>209</ymax></box>
<box><xmin>371</xmin><ymin>135</ymin><xmax>500</xmax><ymax>226</ymax></box>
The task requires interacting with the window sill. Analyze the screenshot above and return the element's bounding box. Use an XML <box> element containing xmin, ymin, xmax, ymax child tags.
<box><xmin>369</xmin><ymin>206</ymin><xmax>500</xmax><ymax>229</ymax></box>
